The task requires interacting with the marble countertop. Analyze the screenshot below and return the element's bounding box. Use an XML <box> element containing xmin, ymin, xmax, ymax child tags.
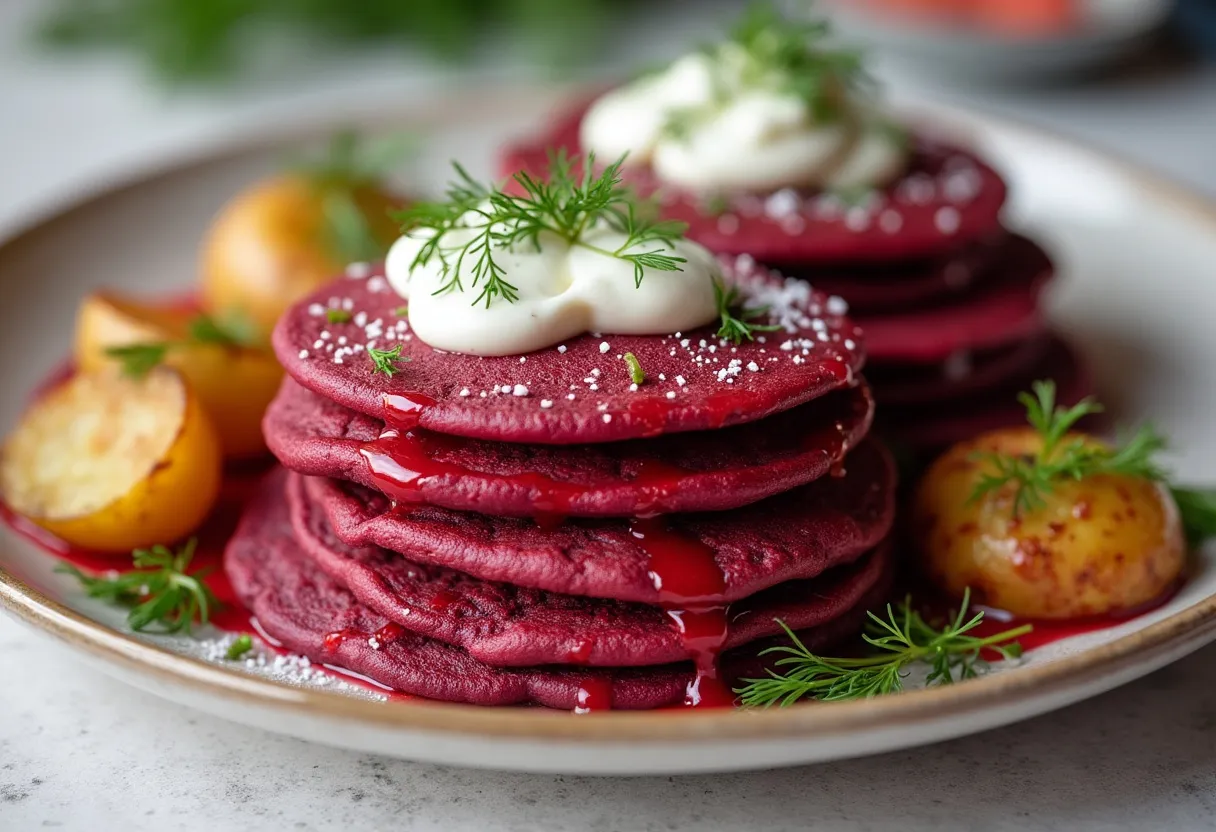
<box><xmin>2</xmin><ymin>1</ymin><xmax>1216</xmax><ymax>828</ymax></box>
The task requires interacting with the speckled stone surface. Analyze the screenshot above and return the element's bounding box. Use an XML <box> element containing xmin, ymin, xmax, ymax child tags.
<box><xmin>3</xmin><ymin>615</ymin><xmax>1214</xmax><ymax>831</ymax></box>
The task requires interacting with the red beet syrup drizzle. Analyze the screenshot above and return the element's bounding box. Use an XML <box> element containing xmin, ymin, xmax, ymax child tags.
<box><xmin>963</xmin><ymin>583</ymin><xmax>1182</xmax><ymax>653</ymax></box>
<box><xmin>361</xmin><ymin>428</ymin><xmax>691</xmax><ymax>518</ymax></box>
<box><xmin>0</xmin><ymin>463</ymin><xmax>414</xmax><ymax>699</ymax></box>
<box><xmin>628</xmin><ymin>518</ymin><xmax>736</xmax><ymax>710</ymax></box>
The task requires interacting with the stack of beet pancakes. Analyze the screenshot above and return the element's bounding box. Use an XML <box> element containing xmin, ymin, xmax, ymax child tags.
<box><xmin>226</xmin><ymin>258</ymin><xmax>899</xmax><ymax>711</ymax></box>
<box><xmin>500</xmin><ymin>103</ymin><xmax>1093</xmax><ymax>450</ymax></box>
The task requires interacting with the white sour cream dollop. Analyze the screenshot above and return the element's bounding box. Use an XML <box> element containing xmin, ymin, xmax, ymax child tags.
<box><xmin>580</xmin><ymin>49</ymin><xmax>907</xmax><ymax>193</ymax></box>
<box><xmin>385</xmin><ymin>219</ymin><xmax>720</xmax><ymax>357</ymax></box>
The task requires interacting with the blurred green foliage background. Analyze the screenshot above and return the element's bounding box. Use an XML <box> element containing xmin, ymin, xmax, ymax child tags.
<box><xmin>37</xmin><ymin>0</ymin><xmax>650</xmax><ymax>83</ymax></box>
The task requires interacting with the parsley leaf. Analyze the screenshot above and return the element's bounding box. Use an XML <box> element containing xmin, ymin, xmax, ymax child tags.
<box><xmin>57</xmin><ymin>538</ymin><xmax>217</xmax><ymax>635</ymax></box>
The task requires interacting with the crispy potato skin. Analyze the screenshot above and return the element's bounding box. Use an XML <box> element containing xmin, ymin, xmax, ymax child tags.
<box><xmin>200</xmin><ymin>176</ymin><xmax>400</xmax><ymax>339</ymax></box>
<box><xmin>7</xmin><ymin>371</ymin><xmax>222</xmax><ymax>553</ymax></box>
<box><xmin>75</xmin><ymin>292</ymin><xmax>283</xmax><ymax>459</ymax></box>
<box><xmin>911</xmin><ymin>427</ymin><xmax>1186</xmax><ymax>619</ymax></box>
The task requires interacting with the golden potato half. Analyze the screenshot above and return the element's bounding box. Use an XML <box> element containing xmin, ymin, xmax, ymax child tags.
<box><xmin>0</xmin><ymin>368</ymin><xmax>222</xmax><ymax>553</ymax></box>
<box><xmin>912</xmin><ymin>427</ymin><xmax>1186</xmax><ymax>620</ymax></box>
<box><xmin>200</xmin><ymin>175</ymin><xmax>400</xmax><ymax>339</ymax></box>
<box><xmin>75</xmin><ymin>291</ymin><xmax>283</xmax><ymax>459</ymax></box>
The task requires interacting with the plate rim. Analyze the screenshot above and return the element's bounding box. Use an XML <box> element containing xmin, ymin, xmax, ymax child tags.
<box><xmin>2</xmin><ymin>92</ymin><xmax>1216</xmax><ymax>745</ymax></box>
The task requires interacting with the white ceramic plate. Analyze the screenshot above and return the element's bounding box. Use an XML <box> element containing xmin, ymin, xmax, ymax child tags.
<box><xmin>830</xmin><ymin>0</ymin><xmax>1173</xmax><ymax>82</ymax></box>
<box><xmin>1</xmin><ymin>88</ymin><xmax>1214</xmax><ymax>775</ymax></box>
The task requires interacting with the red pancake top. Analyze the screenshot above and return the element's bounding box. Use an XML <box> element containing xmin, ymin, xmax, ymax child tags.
<box><xmin>265</xmin><ymin>378</ymin><xmax>874</xmax><ymax>518</ymax></box>
<box><xmin>498</xmin><ymin>99</ymin><xmax>1008</xmax><ymax>265</ymax></box>
<box><xmin>272</xmin><ymin>258</ymin><xmax>865</xmax><ymax>445</ymax></box>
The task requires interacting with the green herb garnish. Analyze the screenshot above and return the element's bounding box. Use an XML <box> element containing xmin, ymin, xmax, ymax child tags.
<box><xmin>714</xmin><ymin>279</ymin><xmax>781</xmax><ymax>345</ymax></box>
<box><xmin>368</xmin><ymin>343</ymin><xmax>408</xmax><ymax>377</ymax></box>
<box><xmin>226</xmin><ymin>634</ymin><xmax>254</xmax><ymax>660</ymax></box>
<box><xmin>105</xmin><ymin>313</ymin><xmax>255</xmax><ymax>379</ymax></box>
<box><xmin>56</xmin><ymin>538</ymin><xmax>217</xmax><ymax>635</ymax></box>
<box><xmin>294</xmin><ymin>130</ymin><xmax>414</xmax><ymax>264</ymax></box>
<box><xmin>661</xmin><ymin>2</ymin><xmax>869</xmax><ymax>140</ymax></box>
<box><xmin>393</xmin><ymin>305</ymin><xmax>409</xmax><ymax>317</ymax></box>
<box><xmin>624</xmin><ymin>352</ymin><xmax>645</xmax><ymax>385</ymax></box>
<box><xmin>326</xmin><ymin>308</ymin><xmax>352</xmax><ymax>324</ymax></box>
<box><xmin>1171</xmin><ymin>487</ymin><xmax>1216</xmax><ymax>547</ymax></box>
<box><xmin>395</xmin><ymin>150</ymin><xmax>688</xmax><ymax>308</ymax></box>
<box><xmin>736</xmin><ymin>589</ymin><xmax>1030</xmax><ymax>707</ymax></box>
<box><xmin>969</xmin><ymin>381</ymin><xmax>1168</xmax><ymax>517</ymax></box>
<box><xmin>968</xmin><ymin>380</ymin><xmax>1216</xmax><ymax>537</ymax></box>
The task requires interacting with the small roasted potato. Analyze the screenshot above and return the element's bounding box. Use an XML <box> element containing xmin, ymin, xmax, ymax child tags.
<box><xmin>0</xmin><ymin>368</ymin><xmax>222</xmax><ymax>553</ymax></box>
<box><xmin>912</xmin><ymin>427</ymin><xmax>1185</xmax><ymax>619</ymax></box>
<box><xmin>200</xmin><ymin>175</ymin><xmax>400</xmax><ymax>339</ymax></box>
<box><xmin>74</xmin><ymin>291</ymin><xmax>283</xmax><ymax>459</ymax></box>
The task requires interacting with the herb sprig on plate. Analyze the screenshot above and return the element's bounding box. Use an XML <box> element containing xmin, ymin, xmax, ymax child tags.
<box><xmin>395</xmin><ymin>150</ymin><xmax>688</xmax><ymax>308</ymax></box>
<box><xmin>57</xmin><ymin>538</ymin><xmax>217</xmax><ymax>635</ymax></box>
<box><xmin>735</xmin><ymin>589</ymin><xmax>1030</xmax><ymax>707</ymax></box>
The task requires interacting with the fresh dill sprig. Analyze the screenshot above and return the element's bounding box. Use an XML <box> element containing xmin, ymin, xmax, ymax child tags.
<box><xmin>969</xmin><ymin>380</ymin><xmax>1169</xmax><ymax>517</ymax></box>
<box><xmin>661</xmin><ymin>2</ymin><xmax>869</xmax><ymax>139</ymax></box>
<box><xmin>728</xmin><ymin>2</ymin><xmax>868</xmax><ymax>120</ymax></box>
<box><xmin>395</xmin><ymin>150</ymin><xmax>689</xmax><ymax>308</ymax></box>
<box><xmin>226</xmin><ymin>634</ymin><xmax>254</xmax><ymax>660</ymax></box>
<box><xmin>735</xmin><ymin>589</ymin><xmax>1030</xmax><ymax>707</ymax></box>
<box><xmin>105</xmin><ymin>312</ymin><xmax>255</xmax><ymax>378</ymax></box>
<box><xmin>623</xmin><ymin>352</ymin><xmax>645</xmax><ymax>385</ymax></box>
<box><xmin>56</xmin><ymin>538</ymin><xmax>217</xmax><ymax>635</ymax></box>
<box><xmin>714</xmin><ymin>279</ymin><xmax>781</xmax><ymax>344</ymax></box>
<box><xmin>326</xmin><ymin>308</ymin><xmax>352</xmax><ymax>324</ymax></box>
<box><xmin>368</xmin><ymin>343</ymin><xmax>408</xmax><ymax>377</ymax></box>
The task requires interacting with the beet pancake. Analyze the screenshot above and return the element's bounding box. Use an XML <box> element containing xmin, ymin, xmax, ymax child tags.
<box><xmin>227</xmin><ymin>471</ymin><xmax>890</xmax><ymax>709</ymax></box>
<box><xmin>265</xmin><ymin>377</ymin><xmax>874</xmax><ymax>517</ymax></box>
<box><xmin>308</xmin><ymin>438</ymin><xmax>895</xmax><ymax>604</ymax></box>
<box><xmin>782</xmin><ymin>231</ymin><xmax>1011</xmax><ymax>314</ymax></box>
<box><xmin>858</xmin><ymin>235</ymin><xmax>1054</xmax><ymax>364</ymax></box>
<box><xmin>499</xmin><ymin>100</ymin><xmax>1007</xmax><ymax>264</ymax></box>
<box><xmin>867</xmin><ymin>336</ymin><xmax>1050</xmax><ymax>407</ymax></box>
<box><xmin>881</xmin><ymin>336</ymin><xmax>1092</xmax><ymax>450</ymax></box>
<box><xmin>273</xmin><ymin>259</ymin><xmax>865</xmax><ymax>445</ymax></box>
<box><xmin>286</xmin><ymin>472</ymin><xmax>889</xmax><ymax>668</ymax></box>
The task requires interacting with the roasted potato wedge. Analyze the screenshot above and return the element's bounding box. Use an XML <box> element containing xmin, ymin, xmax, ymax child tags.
<box><xmin>912</xmin><ymin>427</ymin><xmax>1186</xmax><ymax>619</ymax></box>
<box><xmin>0</xmin><ymin>368</ymin><xmax>222</xmax><ymax>553</ymax></box>
<box><xmin>200</xmin><ymin>175</ymin><xmax>400</xmax><ymax>339</ymax></box>
<box><xmin>75</xmin><ymin>291</ymin><xmax>283</xmax><ymax>459</ymax></box>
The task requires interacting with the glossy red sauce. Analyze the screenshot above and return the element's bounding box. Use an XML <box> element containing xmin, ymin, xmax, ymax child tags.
<box><xmin>0</xmin><ymin>460</ymin><xmax>419</xmax><ymax>700</ymax></box>
<box><xmin>381</xmin><ymin>391</ymin><xmax>438</xmax><ymax>431</ymax></box>
<box><xmin>629</xmin><ymin>517</ymin><xmax>734</xmax><ymax>709</ymax></box>
<box><xmin>360</xmin><ymin>427</ymin><xmax>694</xmax><ymax>518</ymax></box>
<box><xmin>573</xmin><ymin>676</ymin><xmax>614</xmax><ymax>714</ymax></box>
<box><xmin>969</xmin><ymin>582</ymin><xmax>1182</xmax><ymax>653</ymax></box>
